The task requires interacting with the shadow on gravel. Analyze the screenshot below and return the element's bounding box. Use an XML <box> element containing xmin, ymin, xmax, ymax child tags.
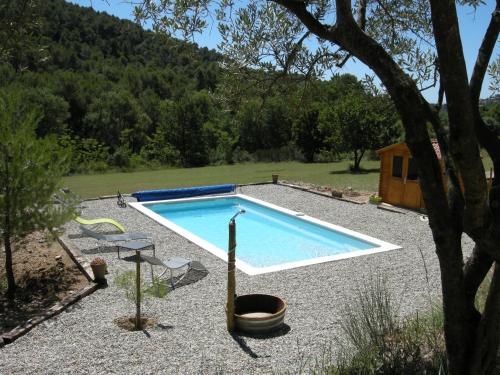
<box><xmin>237</xmin><ymin>323</ymin><xmax>291</xmax><ymax>340</ymax></box>
<box><xmin>81</xmin><ymin>245</ymin><xmax>119</xmax><ymax>256</ymax></box>
<box><xmin>230</xmin><ymin>324</ymin><xmax>291</xmax><ymax>358</ymax></box>
<box><xmin>230</xmin><ymin>333</ymin><xmax>263</xmax><ymax>359</ymax></box>
<box><xmin>156</xmin><ymin>323</ymin><xmax>174</xmax><ymax>330</ymax></box>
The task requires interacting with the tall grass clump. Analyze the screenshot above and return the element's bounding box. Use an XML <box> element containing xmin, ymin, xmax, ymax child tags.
<box><xmin>315</xmin><ymin>276</ymin><xmax>447</xmax><ymax>374</ymax></box>
<box><xmin>475</xmin><ymin>267</ymin><xmax>493</xmax><ymax>313</ymax></box>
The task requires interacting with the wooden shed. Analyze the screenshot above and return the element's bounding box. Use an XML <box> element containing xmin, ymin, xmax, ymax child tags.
<box><xmin>376</xmin><ymin>140</ymin><xmax>443</xmax><ymax>210</ymax></box>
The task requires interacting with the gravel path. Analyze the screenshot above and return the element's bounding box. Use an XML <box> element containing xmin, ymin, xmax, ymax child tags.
<box><xmin>0</xmin><ymin>184</ymin><xmax>464</xmax><ymax>374</ymax></box>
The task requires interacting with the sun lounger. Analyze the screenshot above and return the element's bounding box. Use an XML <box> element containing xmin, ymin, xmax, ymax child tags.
<box><xmin>54</xmin><ymin>188</ymin><xmax>127</xmax><ymax>232</ymax></box>
<box><xmin>75</xmin><ymin>216</ymin><xmax>126</xmax><ymax>232</ymax></box>
<box><xmin>79</xmin><ymin>226</ymin><xmax>154</xmax><ymax>258</ymax></box>
<box><xmin>80</xmin><ymin>225</ymin><xmax>150</xmax><ymax>241</ymax></box>
<box><xmin>141</xmin><ymin>254</ymin><xmax>206</xmax><ymax>288</ymax></box>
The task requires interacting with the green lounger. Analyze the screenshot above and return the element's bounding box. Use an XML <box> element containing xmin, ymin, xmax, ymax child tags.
<box><xmin>74</xmin><ymin>216</ymin><xmax>126</xmax><ymax>233</ymax></box>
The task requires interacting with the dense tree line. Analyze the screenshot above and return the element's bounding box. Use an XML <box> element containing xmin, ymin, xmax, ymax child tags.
<box><xmin>2</xmin><ymin>0</ymin><xmax>404</xmax><ymax>173</ymax></box>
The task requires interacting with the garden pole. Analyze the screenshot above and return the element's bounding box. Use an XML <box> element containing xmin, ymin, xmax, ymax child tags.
<box><xmin>227</xmin><ymin>220</ymin><xmax>236</xmax><ymax>332</ymax></box>
<box><xmin>135</xmin><ymin>250</ymin><xmax>142</xmax><ymax>330</ymax></box>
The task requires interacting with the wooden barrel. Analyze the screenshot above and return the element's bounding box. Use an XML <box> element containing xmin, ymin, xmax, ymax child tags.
<box><xmin>227</xmin><ymin>294</ymin><xmax>287</xmax><ymax>333</ymax></box>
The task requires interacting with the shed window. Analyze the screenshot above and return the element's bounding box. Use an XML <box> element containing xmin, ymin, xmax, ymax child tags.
<box><xmin>407</xmin><ymin>158</ymin><xmax>418</xmax><ymax>180</ymax></box>
<box><xmin>392</xmin><ymin>156</ymin><xmax>403</xmax><ymax>178</ymax></box>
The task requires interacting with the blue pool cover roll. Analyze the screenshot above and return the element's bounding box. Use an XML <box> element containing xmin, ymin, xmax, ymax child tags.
<box><xmin>131</xmin><ymin>184</ymin><xmax>236</xmax><ymax>202</ymax></box>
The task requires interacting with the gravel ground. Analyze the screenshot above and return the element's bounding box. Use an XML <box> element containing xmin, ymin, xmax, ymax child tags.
<box><xmin>0</xmin><ymin>184</ymin><xmax>468</xmax><ymax>374</ymax></box>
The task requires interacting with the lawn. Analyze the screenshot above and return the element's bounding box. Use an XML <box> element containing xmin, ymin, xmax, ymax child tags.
<box><xmin>62</xmin><ymin>160</ymin><xmax>381</xmax><ymax>198</ymax></box>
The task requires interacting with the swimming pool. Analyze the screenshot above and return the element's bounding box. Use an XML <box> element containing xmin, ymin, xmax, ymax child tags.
<box><xmin>130</xmin><ymin>194</ymin><xmax>400</xmax><ymax>275</ymax></box>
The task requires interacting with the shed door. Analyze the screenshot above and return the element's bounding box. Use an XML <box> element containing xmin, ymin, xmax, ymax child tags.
<box><xmin>402</xmin><ymin>158</ymin><xmax>420</xmax><ymax>208</ymax></box>
<box><xmin>386</xmin><ymin>154</ymin><xmax>405</xmax><ymax>205</ymax></box>
<box><xmin>387</xmin><ymin>155</ymin><xmax>421</xmax><ymax>209</ymax></box>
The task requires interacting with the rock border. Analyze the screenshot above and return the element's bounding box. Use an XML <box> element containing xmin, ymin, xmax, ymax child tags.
<box><xmin>1</xmin><ymin>283</ymin><xmax>100</xmax><ymax>345</ymax></box>
<box><xmin>1</xmin><ymin>236</ymin><xmax>102</xmax><ymax>347</ymax></box>
<box><xmin>277</xmin><ymin>181</ymin><xmax>367</xmax><ymax>205</ymax></box>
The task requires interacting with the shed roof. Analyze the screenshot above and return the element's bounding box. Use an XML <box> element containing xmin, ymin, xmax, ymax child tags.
<box><xmin>377</xmin><ymin>139</ymin><xmax>442</xmax><ymax>160</ymax></box>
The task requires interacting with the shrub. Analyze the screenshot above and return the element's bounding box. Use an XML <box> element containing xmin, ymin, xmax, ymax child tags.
<box><xmin>114</xmin><ymin>270</ymin><xmax>146</xmax><ymax>303</ymax></box>
<box><xmin>232</xmin><ymin>147</ymin><xmax>254</xmax><ymax>163</ymax></box>
<box><xmin>369</xmin><ymin>195</ymin><xmax>383</xmax><ymax>205</ymax></box>
<box><xmin>114</xmin><ymin>270</ymin><xmax>168</xmax><ymax>300</ymax></box>
<box><xmin>329</xmin><ymin>276</ymin><xmax>447</xmax><ymax>374</ymax></box>
<box><xmin>108</xmin><ymin>147</ymin><xmax>131</xmax><ymax>169</ymax></box>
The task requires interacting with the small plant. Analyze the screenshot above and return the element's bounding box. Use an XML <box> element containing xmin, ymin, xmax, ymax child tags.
<box><xmin>90</xmin><ymin>257</ymin><xmax>108</xmax><ymax>282</ymax></box>
<box><xmin>114</xmin><ymin>270</ymin><xmax>146</xmax><ymax>303</ymax></box>
<box><xmin>369</xmin><ymin>195</ymin><xmax>383</xmax><ymax>204</ymax></box>
<box><xmin>115</xmin><ymin>271</ymin><xmax>168</xmax><ymax>300</ymax></box>
<box><xmin>331</xmin><ymin>189</ymin><xmax>343</xmax><ymax>198</ymax></box>
<box><xmin>114</xmin><ymin>268</ymin><xmax>165</xmax><ymax>331</ymax></box>
<box><xmin>90</xmin><ymin>257</ymin><xmax>106</xmax><ymax>266</ymax></box>
<box><xmin>147</xmin><ymin>276</ymin><xmax>169</xmax><ymax>298</ymax></box>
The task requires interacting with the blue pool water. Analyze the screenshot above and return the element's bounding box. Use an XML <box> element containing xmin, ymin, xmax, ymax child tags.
<box><xmin>145</xmin><ymin>197</ymin><xmax>375</xmax><ymax>268</ymax></box>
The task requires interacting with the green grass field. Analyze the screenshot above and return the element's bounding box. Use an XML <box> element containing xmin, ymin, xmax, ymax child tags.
<box><xmin>63</xmin><ymin>160</ymin><xmax>381</xmax><ymax>198</ymax></box>
<box><xmin>63</xmin><ymin>153</ymin><xmax>495</xmax><ymax>199</ymax></box>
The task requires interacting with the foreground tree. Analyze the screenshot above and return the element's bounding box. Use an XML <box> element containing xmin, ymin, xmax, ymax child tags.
<box><xmin>0</xmin><ymin>89</ymin><xmax>74</xmax><ymax>298</ymax></box>
<box><xmin>133</xmin><ymin>1</ymin><xmax>500</xmax><ymax>373</ymax></box>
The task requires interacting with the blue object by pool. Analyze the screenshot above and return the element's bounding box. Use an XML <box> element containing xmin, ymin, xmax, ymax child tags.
<box><xmin>135</xmin><ymin>195</ymin><xmax>399</xmax><ymax>274</ymax></box>
<box><xmin>132</xmin><ymin>184</ymin><xmax>236</xmax><ymax>202</ymax></box>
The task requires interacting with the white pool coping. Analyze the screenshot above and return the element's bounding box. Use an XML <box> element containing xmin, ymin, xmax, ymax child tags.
<box><xmin>129</xmin><ymin>194</ymin><xmax>401</xmax><ymax>275</ymax></box>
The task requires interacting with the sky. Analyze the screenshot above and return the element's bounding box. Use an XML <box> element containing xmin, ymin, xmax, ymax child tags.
<box><xmin>68</xmin><ymin>0</ymin><xmax>498</xmax><ymax>103</ymax></box>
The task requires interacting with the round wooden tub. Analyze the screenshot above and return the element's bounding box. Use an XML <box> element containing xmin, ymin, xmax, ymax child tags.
<box><xmin>230</xmin><ymin>294</ymin><xmax>287</xmax><ymax>333</ymax></box>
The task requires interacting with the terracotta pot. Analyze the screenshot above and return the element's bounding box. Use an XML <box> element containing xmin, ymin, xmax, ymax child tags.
<box><xmin>272</xmin><ymin>174</ymin><xmax>279</xmax><ymax>184</ymax></box>
<box><xmin>91</xmin><ymin>263</ymin><xmax>107</xmax><ymax>281</ymax></box>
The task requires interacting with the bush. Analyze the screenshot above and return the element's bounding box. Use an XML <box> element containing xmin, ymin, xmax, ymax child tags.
<box><xmin>114</xmin><ymin>271</ymin><xmax>146</xmax><ymax>303</ymax></box>
<box><xmin>59</xmin><ymin>135</ymin><xmax>110</xmax><ymax>174</ymax></box>
<box><xmin>85</xmin><ymin>161</ymin><xmax>109</xmax><ymax>173</ymax></box>
<box><xmin>140</xmin><ymin>138</ymin><xmax>180</xmax><ymax>166</ymax></box>
<box><xmin>329</xmin><ymin>276</ymin><xmax>447</xmax><ymax>374</ymax></box>
<box><xmin>232</xmin><ymin>147</ymin><xmax>254</xmax><ymax>163</ymax></box>
<box><xmin>289</xmin><ymin>276</ymin><xmax>447</xmax><ymax>375</ymax></box>
<box><xmin>250</xmin><ymin>144</ymin><xmax>300</xmax><ymax>162</ymax></box>
<box><xmin>369</xmin><ymin>195</ymin><xmax>383</xmax><ymax>205</ymax></box>
<box><xmin>114</xmin><ymin>270</ymin><xmax>168</xmax><ymax>300</ymax></box>
<box><xmin>108</xmin><ymin>147</ymin><xmax>131</xmax><ymax>169</ymax></box>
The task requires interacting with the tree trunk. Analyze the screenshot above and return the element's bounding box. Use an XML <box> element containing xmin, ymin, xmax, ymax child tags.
<box><xmin>3</xmin><ymin>233</ymin><xmax>16</xmax><ymax>299</ymax></box>
<box><xmin>3</xmin><ymin>149</ymin><xmax>16</xmax><ymax>298</ymax></box>
<box><xmin>274</xmin><ymin>1</ymin><xmax>499</xmax><ymax>372</ymax></box>
<box><xmin>352</xmin><ymin>149</ymin><xmax>364</xmax><ymax>172</ymax></box>
<box><xmin>352</xmin><ymin>150</ymin><xmax>359</xmax><ymax>171</ymax></box>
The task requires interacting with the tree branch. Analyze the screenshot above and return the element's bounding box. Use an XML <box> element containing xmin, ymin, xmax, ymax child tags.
<box><xmin>429</xmin><ymin>0</ymin><xmax>488</xmax><ymax>235</ymax></box>
<box><xmin>470</xmin><ymin>1</ymin><xmax>500</xmax><ymax>106</ymax></box>
<box><xmin>273</xmin><ymin>1</ymin><xmax>338</xmax><ymax>41</ymax></box>
<box><xmin>470</xmin><ymin>2</ymin><xmax>500</xmax><ymax>163</ymax></box>
<box><xmin>335</xmin><ymin>0</ymin><xmax>367</xmax><ymax>68</ymax></box>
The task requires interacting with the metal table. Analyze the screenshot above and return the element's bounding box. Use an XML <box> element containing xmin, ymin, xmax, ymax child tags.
<box><xmin>116</xmin><ymin>240</ymin><xmax>155</xmax><ymax>259</ymax></box>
